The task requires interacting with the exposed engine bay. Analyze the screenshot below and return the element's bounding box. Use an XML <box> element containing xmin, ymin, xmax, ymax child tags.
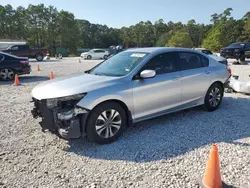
<box><xmin>31</xmin><ymin>94</ymin><xmax>89</xmax><ymax>139</ymax></box>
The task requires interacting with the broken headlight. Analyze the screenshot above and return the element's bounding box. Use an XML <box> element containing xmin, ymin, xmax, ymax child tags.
<box><xmin>46</xmin><ymin>93</ymin><xmax>86</xmax><ymax>108</ymax></box>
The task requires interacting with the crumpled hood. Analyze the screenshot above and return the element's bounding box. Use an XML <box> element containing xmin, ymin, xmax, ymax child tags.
<box><xmin>31</xmin><ymin>73</ymin><xmax>118</xmax><ymax>100</ymax></box>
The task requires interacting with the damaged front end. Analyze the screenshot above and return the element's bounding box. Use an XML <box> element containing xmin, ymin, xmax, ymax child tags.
<box><xmin>31</xmin><ymin>94</ymin><xmax>89</xmax><ymax>139</ymax></box>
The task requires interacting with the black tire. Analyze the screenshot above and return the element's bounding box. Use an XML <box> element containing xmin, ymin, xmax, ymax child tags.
<box><xmin>86</xmin><ymin>102</ymin><xmax>127</xmax><ymax>144</ymax></box>
<box><xmin>203</xmin><ymin>83</ymin><xmax>223</xmax><ymax>111</ymax></box>
<box><xmin>87</xmin><ymin>55</ymin><xmax>92</xmax><ymax>60</ymax></box>
<box><xmin>36</xmin><ymin>53</ymin><xmax>44</xmax><ymax>61</ymax></box>
<box><xmin>103</xmin><ymin>55</ymin><xmax>108</xmax><ymax>60</ymax></box>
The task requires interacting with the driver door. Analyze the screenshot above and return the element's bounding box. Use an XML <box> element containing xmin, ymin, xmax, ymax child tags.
<box><xmin>132</xmin><ymin>52</ymin><xmax>182</xmax><ymax>121</ymax></box>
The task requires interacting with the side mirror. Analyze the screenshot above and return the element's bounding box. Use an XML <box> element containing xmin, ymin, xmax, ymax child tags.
<box><xmin>140</xmin><ymin>70</ymin><xmax>156</xmax><ymax>79</ymax></box>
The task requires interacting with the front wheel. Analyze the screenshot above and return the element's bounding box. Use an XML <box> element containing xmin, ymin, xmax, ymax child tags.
<box><xmin>85</xmin><ymin>102</ymin><xmax>127</xmax><ymax>144</ymax></box>
<box><xmin>87</xmin><ymin>55</ymin><xmax>92</xmax><ymax>60</ymax></box>
<box><xmin>203</xmin><ymin>83</ymin><xmax>223</xmax><ymax>111</ymax></box>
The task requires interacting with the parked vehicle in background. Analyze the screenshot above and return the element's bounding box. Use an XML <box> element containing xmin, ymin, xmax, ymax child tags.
<box><xmin>194</xmin><ymin>48</ymin><xmax>228</xmax><ymax>65</ymax></box>
<box><xmin>31</xmin><ymin>47</ymin><xmax>231</xmax><ymax>144</ymax></box>
<box><xmin>107</xmin><ymin>45</ymin><xmax>125</xmax><ymax>59</ymax></box>
<box><xmin>0</xmin><ymin>52</ymin><xmax>31</xmax><ymax>81</ymax></box>
<box><xmin>220</xmin><ymin>42</ymin><xmax>250</xmax><ymax>61</ymax></box>
<box><xmin>55</xmin><ymin>47</ymin><xmax>69</xmax><ymax>58</ymax></box>
<box><xmin>1</xmin><ymin>44</ymin><xmax>48</xmax><ymax>61</ymax></box>
<box><xmin>79</xmin><ymin>49</ymin><xmax>109</xmax><ymax>62</ymax></box>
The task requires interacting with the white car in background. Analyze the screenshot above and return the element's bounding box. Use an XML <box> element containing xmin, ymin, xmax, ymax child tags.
<box><xmin>194</xmin><ymin>48</ymin><xmax>228</xmax><ymax>65</ymax></box>
<box><xmin>79</xmin><ymin>49</ymin><xmax>109</xmax><ymax>62</ymax></box>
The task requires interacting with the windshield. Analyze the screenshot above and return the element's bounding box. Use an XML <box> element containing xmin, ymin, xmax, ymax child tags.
<box><xmin>227</xmin><ymin>42</ymin><xmax>245</xmax><ymax>48</ymax></box>
<box><xmin>90</xmin><ymin>51</ymin><xmax>150</xmax><ymax>77</ymax></box>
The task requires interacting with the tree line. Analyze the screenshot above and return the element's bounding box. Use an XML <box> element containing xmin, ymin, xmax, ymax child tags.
<box><xmin>1</xmin><ymin>4</ymin><xmax>250</xmax><ymax>55</ymax></box>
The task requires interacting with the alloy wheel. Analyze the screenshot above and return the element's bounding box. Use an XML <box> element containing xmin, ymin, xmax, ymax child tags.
<box><xmin>0</xmin><ymin>69</ymin><xmax>14</xmax><ymax>80</ymax></box>
<box><xmin>95</xmin><ymin>109</ymin><xmax>121</xmax><ymax>138</ymax></box>
<box><xmin>209</xmin><ymin>87</ymin><xmax>221</xmax><ymax>107</ymax></box>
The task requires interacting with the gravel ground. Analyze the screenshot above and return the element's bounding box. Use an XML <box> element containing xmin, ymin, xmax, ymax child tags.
<box><xmin>0</xmin><ymin>57</ymin><xmax>250</xmax><ymax>188</ymax></box>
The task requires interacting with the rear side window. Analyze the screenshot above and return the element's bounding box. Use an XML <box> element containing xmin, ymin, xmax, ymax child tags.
<box><xmin>200</xmin><ymin>55</ymin><xmax>209</xmax><ymax>67</ymax></box>
<box><xmin>177</xmin><ymin>52</ymin><xmax>203</xmax><ymax>70</ymax></box>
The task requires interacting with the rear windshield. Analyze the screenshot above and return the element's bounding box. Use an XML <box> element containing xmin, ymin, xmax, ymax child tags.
<box><xmin>201</xmin><ymin>50</ymin><xmax>213</xmax><ymax>55</ymax></box>
<box><xmin>227</xmin><ymin>43</ymin><xmax>245</xmax><ymax>48</ymax></box>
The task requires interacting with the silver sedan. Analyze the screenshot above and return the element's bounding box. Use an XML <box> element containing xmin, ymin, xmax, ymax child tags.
<box><xmin>31</xmin><ymin>47</ymin><xmax>231</xmax><ymax>144</ymax></box>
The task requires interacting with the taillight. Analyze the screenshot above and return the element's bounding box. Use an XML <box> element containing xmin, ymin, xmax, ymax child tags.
<box><xmin>226</xmin><ymin>66</ymin><xmax>232</xmax><ymax>75</ymax></box>
<box><xmin>20</xmin><ymin>60</ymin><xmax>29</xmax><ymax>65</ymax></box>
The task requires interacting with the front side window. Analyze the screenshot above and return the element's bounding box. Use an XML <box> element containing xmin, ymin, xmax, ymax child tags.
<box><xmin>200</xmin><ymin>55</ymin><xmax>209</xmax><ymax>67</ymax></box>
<box><xmin>177</xmin><ymin>52</ymin><xmax>203</xmax><ymax>70</ymax></box>
<box><xmin>90</xmin><ymin>51</ymin><xmax>150</xmax><ymax>77</ymax></box>
<box><xmin>142</xmin><ymin>52</ymin><xmax>178</xmax><ymax>74</ymax></box>
<box><xmin>11</xmin><ymin>46</ymin><xmax>19</xmax><ymax>51</ymax></box>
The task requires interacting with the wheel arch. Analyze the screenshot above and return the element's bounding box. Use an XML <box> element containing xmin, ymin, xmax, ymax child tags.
<box><xmin>81</xmin><ymin>99</ymin><xmax>133</xmax><ymax>134</ymax></box>
<box><xmin>208</xmin><ymin>81</ymin><xmax>224</xmax><ymax>96</ymax></box>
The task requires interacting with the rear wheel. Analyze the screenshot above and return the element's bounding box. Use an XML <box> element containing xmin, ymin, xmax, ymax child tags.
<box><xmin>0</xmin><ymin>68</ymin><xmax>15</xmax><ymax>81</ymax></box>
<box><xmin>86</xmin><ymin>102</ymin><xmax>127</xmax><ymax>144</ymax></box>
<box><xmin>36</xmin><ymin>53</ymin><xmax>44</xmax><ymax>61</ymax></box>
<box><xmin>103</xmin><ymin>55</ymin><xmax>108</xmax><ymax>60</ymax></box>
<box><xmin>203</xmin><ymin>83</ymin><xmax>223</xmax><ymax>111</ymax></box>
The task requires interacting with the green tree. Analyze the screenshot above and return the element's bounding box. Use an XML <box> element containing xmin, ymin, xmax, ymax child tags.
<box><xmin>167</xmin><ymin>31</ymin><xmax>193</xmax><ymax>48</ymax></box>
<box><xmin>202</xmin><ymin>26</ymin><xmax>223</xmax><ymax>51</ymax></box>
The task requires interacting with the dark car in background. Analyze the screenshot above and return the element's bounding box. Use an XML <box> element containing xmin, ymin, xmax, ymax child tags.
<box><xmin>0</xmin><ymin>52</ymin><xmax>31</xmax><ymax>81</ymax></box>
<box><xmin>220</xmin><ymin>42</ymin><xmax>250</xmax><ymax>61</ymax></box>
<box><xmin>1</xmin><ymin>44</ymin><xmax>48</xmax><ymax>61</ymax></box>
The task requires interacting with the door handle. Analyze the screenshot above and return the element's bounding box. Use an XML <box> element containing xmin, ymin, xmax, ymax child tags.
<box><xmin>172</xmin><ymin>76</ymin><xmax>180</xmax><ymax>81</ymax></box>
<box><xmin>205</xmin><ymin>71</ymin><xmax>211</xmax><ymax>74</ymax></box>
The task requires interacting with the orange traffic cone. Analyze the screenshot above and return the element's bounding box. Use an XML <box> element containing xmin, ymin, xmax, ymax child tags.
<box><xmin>37</xmin><ymin>65</ymin><xmax>41</xmax><ymax>71</ymax></box>
<box><xmin>50</xmin><ymin>71</ymin><xmax>54</xmax><ymax>79</ymax></box>
<box><xmin>14</xmin><ymin>74</ymin><xmax>20</xmax><ymax>86</ymax></box>
<box><xmin>199</xmin><ymin>144</ymin><xmax>223</xmax><ymax>188</ymax></box>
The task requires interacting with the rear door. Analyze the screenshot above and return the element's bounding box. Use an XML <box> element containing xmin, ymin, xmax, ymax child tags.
<box><xmin>176</xmin><ymin>52</ymin><xmax>211</xmax><ymax>106</ymax></box>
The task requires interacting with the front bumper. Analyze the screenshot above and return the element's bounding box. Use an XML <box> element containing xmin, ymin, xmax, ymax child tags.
<box><xmin>31</xmin><ymin>97</ymin><xmax>89</xmax><ymax>139</ymax></box>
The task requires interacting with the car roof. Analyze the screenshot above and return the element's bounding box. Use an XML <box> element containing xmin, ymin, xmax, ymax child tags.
<box><xmin>125</xmin><ymin>47</ymin><xmax>200</xmax><ymax>54</ymax></box>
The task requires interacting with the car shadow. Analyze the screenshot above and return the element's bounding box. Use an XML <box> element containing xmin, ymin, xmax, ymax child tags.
<box><xmin>65</xmin><ymin>96</ymin><xmax>250</xmax><ymax>163</ymax></box>
<box><xmin>0</xmin><ymin>76</ymin><xmax>49</xmax><ymax>85</ymax></box>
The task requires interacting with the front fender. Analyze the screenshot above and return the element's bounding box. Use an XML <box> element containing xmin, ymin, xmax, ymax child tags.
<box><xmin>76</xmin><ymin>83</ymin><xmax>134</xmax><ymax>117</ymax></box>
